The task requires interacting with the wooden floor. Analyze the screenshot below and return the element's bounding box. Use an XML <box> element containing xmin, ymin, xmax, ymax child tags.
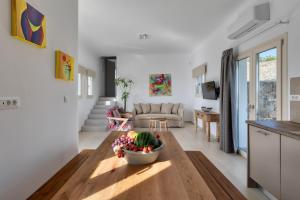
<box><xmin>28</xmin><ymin>150</ymin><xmax>247</xmax><ymax>200</ymax></box>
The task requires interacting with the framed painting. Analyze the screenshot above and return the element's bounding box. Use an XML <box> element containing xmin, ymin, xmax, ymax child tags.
<box><xmin>11</xmin><ymin>0</ymin><xmax>46</xmax><ymax>48</ymax></box>
<box><xmin>55</xmin><ymin>50</ymin><xmax>74</xmax><ymax>81</ymax></box>
<box><xmin>149</xmin><ymin>74</ymin><xmax>172</xmax><ymax>96</ymax></box>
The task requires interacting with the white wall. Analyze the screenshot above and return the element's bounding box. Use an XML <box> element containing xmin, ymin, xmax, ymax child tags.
<box><xmin>0</xmin><ymin>0</ymin><xmax>78</xmax><ymax>199</ymax></box>
<box><xmin>117</xmin><ymin>54</ymin><xmax>193</xmax><ymax>121</ymax></box>
<box><xmin>189</xmin><ymin>0</ymin><xmax>300</xmax><ymax>135</ymax></box>
<box><xmin>77</xmin><ymin>43</ymin><xmax>104</xmax><ymax>131</ymax></box>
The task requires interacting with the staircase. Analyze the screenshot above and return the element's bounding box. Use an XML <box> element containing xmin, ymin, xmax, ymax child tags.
<box><xmin>81</xmin><ymin>97</ymin><xmax>116</xmax><ymax>132</ymax></box>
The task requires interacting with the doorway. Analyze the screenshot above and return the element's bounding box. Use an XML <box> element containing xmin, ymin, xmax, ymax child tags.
<box><xmin>236</xmin><ymin>34</ymin><xmax>287</xmax><ymax>151</ymax></box>
<box><xmin>103</xmin><ymin>57</ymin><xmax>117</xmax><ymax>97</ymax></box>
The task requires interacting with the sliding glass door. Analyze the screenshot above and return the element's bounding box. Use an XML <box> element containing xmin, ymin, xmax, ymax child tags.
<box><xmin>237</xmin><ymin>57</ymin><xmax>250</xmax><ymax>151</ymax></box>
<box><xmin>255</xmin><ymin>43</ymin><xmax>282</xmax><ymax>120</ymax></box>
<box><xmin>236</xmin><ymin>36</ymin><xmax>285</xmax><ymax>151</ymax></box>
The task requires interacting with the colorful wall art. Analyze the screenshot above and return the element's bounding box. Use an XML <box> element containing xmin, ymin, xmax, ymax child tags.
<box><xmin>11</xmin><ymin>0</ymin><xmax>46</xmax><ymax>48</ymax></box>
<box><xmin>149</xmin><ymin>74</ymin><xmax>172</xmax><ymax>96</ymax></box>
<box><xmin>55</xmin><ymin>50</ymin><xmax>74</xmax><ymax>81</ymax></box>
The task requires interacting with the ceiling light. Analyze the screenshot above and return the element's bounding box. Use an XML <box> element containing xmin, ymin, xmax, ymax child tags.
<box><xmin>139</xmin><ymin>33</ymin><xmax>150</xmax><ymax>40</ymax></box>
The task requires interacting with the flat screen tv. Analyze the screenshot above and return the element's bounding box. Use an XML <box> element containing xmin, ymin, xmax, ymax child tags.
<box><xmin>202</xmin><ymin>81</ymin><xmax>218</xmax><ymax>100</ymax></box>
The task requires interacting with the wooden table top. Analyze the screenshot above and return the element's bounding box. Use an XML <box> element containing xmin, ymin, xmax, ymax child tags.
<box><xmin>195</xmin><ymin>110</ymin><xmax>220</xmax><ymax>115</ymax></box>
<box><xmin>51</xmin><ymin>131</ymin><xmax>216</xmax><ymax>200</ymax></box>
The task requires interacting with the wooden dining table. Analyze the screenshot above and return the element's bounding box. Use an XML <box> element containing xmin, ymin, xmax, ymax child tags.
<box><xmin>51</xmin><ymin>131</ymin><xmax>216</xmax><ymax>200</ymax></box>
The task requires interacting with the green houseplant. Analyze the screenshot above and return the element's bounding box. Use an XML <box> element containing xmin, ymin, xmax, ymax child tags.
<box><xmin>115</xmin><ymin>77</ymin><xmax>134</xmax><ymax>112</ymax></box>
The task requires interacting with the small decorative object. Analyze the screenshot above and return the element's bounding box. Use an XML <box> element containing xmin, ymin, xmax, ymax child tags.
<box><xmin>149</xmin><ymin>74</ymin><xmax>172</xmax><ymax>96</ymax></box>
<box><xmin>112</xmin><ymin>131</ymin><xmax>164</xmax><ymax>165</ymax></box>
<box><xmin>11</xmin><ymin>0</ymin><xmax>46</xmax><ymax>48</ymax></box>
<box><xmin>55</xmin><ymin>50</ymin><xmax>74</xmax><ymax>81</ymax></box>
<box><xmin>201</xmin><ymin>107</ymin><xmax>213</xmax><ymax>112</ymax></box>
<box><xmin>115</xmin><ymin>77</ymin><xmax>134</xmax><ymax>112</ymax></box>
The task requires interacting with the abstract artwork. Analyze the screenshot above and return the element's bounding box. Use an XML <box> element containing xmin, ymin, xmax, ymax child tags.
<box><xmin>11</xmin><ymin>0</ymin><xmax>46</xmax><ymax>48</ymax></box>
<box><xmin>149</xmin><ymin>74</ymin><xmax>172</xmax><ymax>96</ymax></box>
<box><xmin>55</xmin><ymin>50</ymin><xmax>74</xmax><ymax>81</ymax></box>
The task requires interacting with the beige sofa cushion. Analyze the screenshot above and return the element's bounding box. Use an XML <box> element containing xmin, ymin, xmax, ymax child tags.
<box><xmin>150</xmin><ymin>104</ymin><xmax>161</xmax><ymax>114</ymax></box>
<box><xmin>161</xmin><ymin>103</ymin><xmax>173</xmax><ymax>114</ymax></box>
<box><xmin>134</xmin><ymin>103</ymin><xmax>143</xmax><ymax>114</ymax></box>
<box><xmin>135</xmin><ymin>114</ymin><xmax>181</xmax><ymax>121</ymax></box>
<box><xmin>172</xmin><ymin>103</ymin><xmax>180</xmax><ymax>114</ymax></box>
<box><xmin>141</xmin><ymin>103</ymin><xmax>150</xmax><ymax>114</ymax></box>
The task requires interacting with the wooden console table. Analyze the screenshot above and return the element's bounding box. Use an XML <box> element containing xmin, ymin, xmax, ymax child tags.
<box><xmin>194</xmin><ymin>110</ymin><xmax>221</xmax><ymax>142</ymax></box>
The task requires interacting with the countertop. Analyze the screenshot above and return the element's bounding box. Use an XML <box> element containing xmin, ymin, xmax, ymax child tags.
<box><xmin>247</xmin><ymin>120</ymin><xmax>300</xmax><ymax>140</ymax></box>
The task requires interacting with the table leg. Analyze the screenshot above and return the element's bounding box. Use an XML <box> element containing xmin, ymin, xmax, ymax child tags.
<box><xmin>203</xmin><ymin>120</ymin><xmax>207</xmax><ymax>134</ymax></box>
<box><xmin>160</xmin><ymin>122</ymin><xmax>162</xmax><ymax>132</ymax></box>
<box><xmin>195</xmin><ymin>113</ymin><xmax>198</xmax><ymax>132</ymax></box>
<box><xmin>207</xmin><ymin>122</ymin><xmax>211</xmax><ymax>142</ymax></box>
<box><xmin>217</xmin><ymin>122</ymin><xmax>221</xmax><ymax>142</ymax></box>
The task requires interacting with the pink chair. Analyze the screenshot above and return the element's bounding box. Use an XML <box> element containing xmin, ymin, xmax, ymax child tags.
<box><xmin>106</xmin><ymin>107</ymin><xmax>133</xmax><ymax>131</ymax></box>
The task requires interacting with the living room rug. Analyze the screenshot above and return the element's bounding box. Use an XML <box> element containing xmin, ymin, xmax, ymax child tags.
<box><xmin>186</xmin><ymin>151</ymin><xmax>247</xmax><ymax>200</ymax></box>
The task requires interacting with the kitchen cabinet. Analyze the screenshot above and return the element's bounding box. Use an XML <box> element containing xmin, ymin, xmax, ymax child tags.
<box><xmin>281</xmin><ymin>135</ymin><xmax>300</xmax><ymax>200</ymax></box>
<box><xmin>249</xmin><ymin>126</ymin><xmax>281</xmax><ymax>199</ymax></box>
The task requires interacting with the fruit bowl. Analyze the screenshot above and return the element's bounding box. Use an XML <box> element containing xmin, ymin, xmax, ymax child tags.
<box><xmin>112</xmin><ymin>131</ymin><xmax>164</xmax><ymax>165</ymax></box>
<box><xmin>123</xmin><ymin>143</ymin><xmax>164</xmax><ymax>165</ymax></box>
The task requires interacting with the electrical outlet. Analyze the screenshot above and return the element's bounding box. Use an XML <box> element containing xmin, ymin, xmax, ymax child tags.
<box><xmin>290</xmin><ymin>95</ymin><xmax>300</xmax><ymax>102</ymax></box>
<box><xmin>0</xmin><ymin>97</ymin><xmax>20</xmax><ymax>110</ymax></box>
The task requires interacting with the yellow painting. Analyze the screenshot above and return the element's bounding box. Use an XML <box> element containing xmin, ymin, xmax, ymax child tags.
<box><xmin>11</xmin><ymin>0</ymin><xmax>46</xmax><ymax>48</ymax></box>
<box><xmin>55</xmin><ymin>50</ymin><xmax>74</xmax><ymax>81</ymax></box>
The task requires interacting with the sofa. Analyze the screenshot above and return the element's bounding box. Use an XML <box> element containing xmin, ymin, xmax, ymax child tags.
<box><xmin>132</xmin><ymin>103</ymin><xmax>184</xmax><ymax>128</ymax></box>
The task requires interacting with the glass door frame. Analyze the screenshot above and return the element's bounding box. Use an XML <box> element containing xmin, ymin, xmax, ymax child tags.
<box><xmin>254</xmin><ymin>41</ymin><xmax>282</xmax><ymax>120</ymax></box>
<box><xmin>237</xmin><ymin>52</ymin><xmax>255</xmax><ymax>121</ymax></box>
<box><xmin>237</xmin><ymin>33</ymin><xmax>288</xmax><ymax>121</ymax></box>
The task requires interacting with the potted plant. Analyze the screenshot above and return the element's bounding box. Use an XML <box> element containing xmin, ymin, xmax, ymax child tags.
<box><xmin>115</xmin><ymin>77</ymin><xmax>134</xmax><ymax>112</ymax></box>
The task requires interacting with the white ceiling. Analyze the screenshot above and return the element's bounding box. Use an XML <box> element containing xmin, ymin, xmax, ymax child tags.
<box><xmin>79</xmin><ymin>0</ymin><xmax>245</xmax><ymax>56</ymax></box>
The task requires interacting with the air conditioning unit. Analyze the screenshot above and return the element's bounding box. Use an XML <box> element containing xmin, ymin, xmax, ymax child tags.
<box><xmin>228</xmin><ymin>2</ymin><xmax>270</xmax><ymax>40</ymax></box>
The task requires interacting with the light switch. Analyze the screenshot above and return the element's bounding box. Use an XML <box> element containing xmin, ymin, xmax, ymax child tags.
<box><xmin>290</xmin><ymin>95</ymin><xmax>300</xmax><ymax>101</ymax></box>
<box><xmin>64</xmin><ymin>96</ymin><xmax>68</xmax><ymax>103</ymax></box>
<box><xmin>0</xmin><ymin>97</ymin><xmax>20</xmax><ymax>110</ymax></box>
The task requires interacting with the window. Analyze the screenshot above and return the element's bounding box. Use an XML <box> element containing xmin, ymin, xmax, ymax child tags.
<box><xmin>78</xmin><ymin>73</ymin><xmax>82</xmax><ymax>97</ymax></box>
<box><xmin>87</xmin><ymin>75</ymin><xmax>93</xmax><ymax>97</ymax></box>
<box><xmin>195</xmin><ymin>74</ymin><xmax>205</xmax><ymax>97</ymax></box>
<box><xmin>78</xmin><ymin>65</ymin><xmax>96</xmax><ymax>99</ymax></box>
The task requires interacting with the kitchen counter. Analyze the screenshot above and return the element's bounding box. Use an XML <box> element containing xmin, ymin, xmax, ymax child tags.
<box><xmin>247</xmin><ymin>120</ymin><xmax>300</xmax><ymax>140</ymax></box>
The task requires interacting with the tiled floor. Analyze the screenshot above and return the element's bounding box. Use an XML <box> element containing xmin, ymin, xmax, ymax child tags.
<box><xmin>79</xmin><ymin>122</ymin><xmax>269</xmax><ymax>200</ymax></box>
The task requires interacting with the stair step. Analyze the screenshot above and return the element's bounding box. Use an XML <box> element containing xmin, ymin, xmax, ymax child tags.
<box><xmin>88</xmin><ymin>114</ymin><xmax>106</xmax><ymax>119</ymax></box>
<box><xmin>94</xmin><ymin>104</ymin><xmax>107</xmax><ymax>109</ymax></box>
<box><xmin>99</xmin><ymin>97</ymin><xmax>116</xmax><ymax>101</ymax></box>
<box><xmin>94</xmin><ymin>105</ymin><xmax>109</xmax><ymax>110</ymax></box>
<box><xmin>91</xmin><ymin>109</ymin><xmax>106</xmax><ymax>114</ymax></box>
<box><xmin>85</xmin><ymin>119</ymin><xmax>107</xmax><ymax>126</ymax></box>
<box><xmin>81</xmin><ymin>125</ymin><xmax>106</xmax><ymax>132</ymax></box>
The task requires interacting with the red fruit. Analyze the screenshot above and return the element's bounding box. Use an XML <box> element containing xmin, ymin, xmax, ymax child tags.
<box><xmin>143</xmin><ymin>147</ymin><xmax>149</xmax><ymax>153</ymax></box>
<box><xmin>147</xmin><ymin>146</ymin><xmax>153</xmax><ymax>151</ymax></box>
<box><xmin>156</xmin><ymin>134</ymin><xmax>160</xmax><ymax>139</ymax></box>
<box><xmin>133</xmin><ymin>147</ymin><xmax>138</xmax><ymax>152</ymax></box>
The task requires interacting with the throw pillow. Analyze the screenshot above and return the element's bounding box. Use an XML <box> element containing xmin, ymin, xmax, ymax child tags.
<box><xmin>141</xmin><ymin>103</ymin><xmax>151</xmax><ymax>114</ymax></box>
<box><xmin>134</xmin><ymin>103</ymin><xmax>143</xmax><ymax>114</ymax></box>
<box><xmin>172</xmin><ymin>103</ymin><xmax>180</xmax><ymax>114</ymax></box>
<box><xmin>150</xmin><ymin>104</ymin><xmax>161</xmax><ymax>114</ymax></box>
<box><xmin>112</xmin><ymin>109</ymin><xmax>121</xmax><ymax>118</ymax></box>
<box><xmin>161</xmin><ymin>103</ymin><xmax>173</xmax><ymax>114</ymax></box>
<box><xmin>112</xmin><ymin>109</ymin><xmax>121</xmax><ymax>125</ymax></box>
